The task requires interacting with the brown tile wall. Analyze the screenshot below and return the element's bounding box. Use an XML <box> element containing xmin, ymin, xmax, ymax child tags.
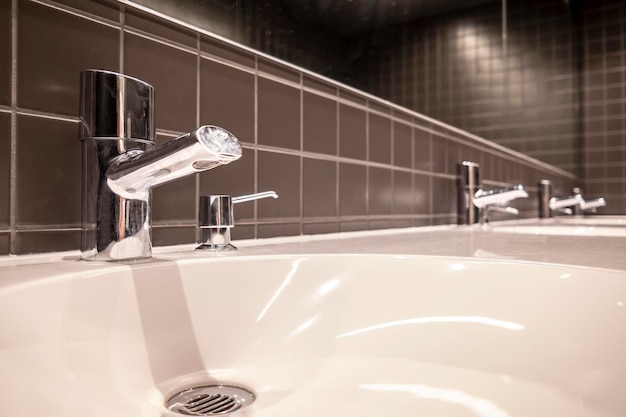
<box><xmin>350</xmin><ymin>0</ymin><xmax>579</xmax><ymax>174</ymax></box>
<box><xmin>580</xmin><ymin>0</ymin><xmax>626</xmax><ymax>214</ymax></box>
<box><xmin>349</xmin><ymin>0</ymin><xmax>626</xmax><ymax>214</ymax></box>
<box><xmin>0</xmin><ymin>0</ymin><xmax>575</xmax><ymax>255</ymax></box>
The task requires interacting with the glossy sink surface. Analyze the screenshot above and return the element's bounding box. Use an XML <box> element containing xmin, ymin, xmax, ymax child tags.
<box><xmin>491</xmin><ymin>224</ymin><xmax>626</xmax><ymax>237</ymax></box>
<box><xmin>553</xmin><ymin>216</ymin><xmax>626</xmax><ymax>227</ymax></box>
<box><xmin>1</xmin><ymin>252</ymin><xmax>626</xmax><ymax>417</ymax></box>
<box><xmin>490</xmin><ymin>216</ymin><xmax>626</xmax><ymax>237</ymax></box>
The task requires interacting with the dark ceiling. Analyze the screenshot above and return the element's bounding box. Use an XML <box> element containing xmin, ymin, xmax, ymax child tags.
<box><xmin>280</xmin><ymin>0</ymin><xmax>500</xmax><ymax>36</ymax></box>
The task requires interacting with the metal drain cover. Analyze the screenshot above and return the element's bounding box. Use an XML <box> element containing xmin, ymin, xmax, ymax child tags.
<box><xmin>167</xmin><ymin>385</ymin><xmax>255</xmax><ymax>416</ymax></box>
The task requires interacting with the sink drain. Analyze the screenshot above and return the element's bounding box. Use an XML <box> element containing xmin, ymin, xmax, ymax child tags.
<box><xmin>167</xmin><ymin>385</ymin><xmax>255</xmax><ymax>416</ymax></box>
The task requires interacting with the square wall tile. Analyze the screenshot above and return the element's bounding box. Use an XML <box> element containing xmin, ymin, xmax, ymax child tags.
<box><xmin>258</xmin><ymin>223</ymin><xmax>300</xmax><ymax>238</ymax></box>
<box><xmin>152</xmin><ymin>226</ymin><xmax>196</xmax><ymax>247</ymax></box>
<box><xmin>231</xmin><ymin>224</ymin><xmax>255</xmax><ymax>241</ymax></box>
<box><xmin>200</xmin><ymin>59</ymin><xmax>254</xmax><ymax>144</ymax></box>
<box><xmin>303</xmin><ymin>222</ymin><xmax>339</xmax><ymax>235</ymax></box>
<box><xmin>199</xmin><ymin>146</ymin><xmax>255</xmax><ymax>220</ymax></box>
<box><xmin>432</xmin><ymin>177</ymin><xmax>455</xmax><ymax>215</ymax></box>
<box><xmin>414</xmin><ymin>128</ymin><xmax>431</xmax><ymax>172</ymax></box>
<box><xmin>393</xmin><ymin>171</ymin><xmax>413</xmax><ymax>214</ymax></box>
<box><xmin>258</xmin><ymin>58</ymin><xmax>300</xmax><ymax>83</ymax></box>
<box><xmin>18</xmin><ymin>0</ymin><xmax>119</xmax><ymax>115</ymax></box>
<box><xmin>0</xmin><ymin>233</ymin><xmax>8</xmax><ymax>255</ymax></box>
<box><xmin>16</xmin><ymin>116</ymin><xmax>81</xmax><ymax>226</ymax></box>
<box><xmin>152</xmin><ymin>176</ymin><xmax>196</xmax><ymax>224</ymax></box>
<box><xmin>393</xmin><ymin>219</ymin><xmax>418</xmax><ymax>229</ymax></box>
<box><xmin>0</xmin><ymin>113</ymin><xmax>9</xmax><ymax>226</ymax></box>
<box><xmin>125</xmin><ymin>33</ymin><xmax>196</xmax><ymax>132</ymax></box>
<box><xmin>339</xmin><ymin>221</ymin><xmax>368</xmax><ymax>232</ymax></box>
<box><xmin>369</xmin><ymin>114</ymin><xmax>391</xmax><ymax>164</ymax></box>
<box><xmin>339</xmin><ymin>163</ymin><xmax>366</xmax><ymax>216</ymax></box>
<box><xmin>413</xmin><ymin>174</ymin><xmax>430</xmax><ymax>215</ymax></box>
<box><xmin>393</xmin><ymin>122</ymin><xmax>412</xmax><ymax>168</ymax></box>
<box><xmin>201</xmin><ymin>36</ymin><xmax>255</xmax><ymax>68</ymax></box>
<box><xmin>431</xmin><ymin>136</ymin><xmax>447</xmax><ymax>173</ymax></box>
<box><xmin>258</xmin><ymin>79</ymin><xmax>300</xmax><ymax>150</ymax></box>
<box><xmin>257</xmin><ymin>151</ymin><xmax>300</xmax><ymax>219</ymax></box>
<box><xmin>303</xmin><ymin>75</ymin><xmax>337</xmax><ymax>95</ymax></box>
<box><xmin>369</xmin><ymin>101</ymin><xmax>390</xmax><ymax>115</ymax></box>
<box><xmin>125</xmin><ymin>9</ymin><xmax>196</xmax><ymax>47</ymax></box>
<box><xmin>15</xmin><ymin>230</ymin><xmax>80</xmax><ymax>254</ymax></box>
<box><xmin>339</xmin><ymin>89</ymin><xmax>366</xmax><ymax>106</ymax></box>
<box><xmin>303</xmin><ymin>92</ymin><xmax>337</xmax><ymax>155</ymax></box>
<box><xmin>303</xmin><ymin>159</ymin><xmax>336</xmax><ymax>218</ymax></box>
<box><xmin>368</xmin><ymin>220</ymin><xmax>394</xmax><ymax>230</ymax></box>
<box><xmin>369</xmin><ymin>167</ymin><xmax>392</xmax><ymax>215</ymax></box>
<box><xmin>339</xmin><ymin>104</ymin><xmax>366</xmax><ymax>160</ymax></box>
<box><xmin>0</xmin><ymin>1</ymin><xmax>10</xmax><ymax>106</ymax></box>
<box><xmin>54</xmin><ymin>0</ymin><xmax>120</xmax><ymax>22</ymax></box>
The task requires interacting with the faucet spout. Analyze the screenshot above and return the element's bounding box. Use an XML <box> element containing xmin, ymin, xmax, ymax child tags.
<box><xmin>106</xmin><ymin>125</ymin><xmax>241</xmax><ymax>201</ymax></box>
<box><xmin>473</xmin><ymin>185</ymin><xmax>529</xmax><ymax>208</ymax></box>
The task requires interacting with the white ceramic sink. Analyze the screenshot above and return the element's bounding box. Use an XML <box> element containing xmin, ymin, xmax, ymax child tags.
<box><xmin>1</xmin><ymin>253</ymin><xmax>626</xmax><ymax>417</ymax></box>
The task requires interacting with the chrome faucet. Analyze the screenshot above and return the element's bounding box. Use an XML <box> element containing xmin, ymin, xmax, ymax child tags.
<box><xmin>79</xmin><ymin>70</ymin><xmax>242</xmax><ymax>261</ymax></box>
<box><xmin>538</xmin><ymin>181</ymin><xmax>606</xmax><ymax>217</ymax></box>
<box><xmin>473</xmin><ymin>185</ymin><xmax>529</xmax><ymax>224</ymax></box>
<box><xmin>457</xmin><ymin>161</ymin><xmax>528</xmax><ymax>225</ymax></box>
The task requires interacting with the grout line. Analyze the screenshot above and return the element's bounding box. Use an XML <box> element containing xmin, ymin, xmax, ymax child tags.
<box><xmin>199</xmin><ymin>51</ymin><xmax>255</xmax><ymax>75</ymax></box>
<box><xmin>335</xmin><ymin>91</ymin><xmax>340</xmax><ymax>222</ymax></box>
<box><xmin>16</xmin><ymin>108</ymin><xmax>78</xmax><ymax>123</ymax></box>
<box><xmin>119</xmin><ymin>3</ymin><xmax>125</xmax><ymax>72</ymax></box>
<box><xmin>14</xmin><ymin>225</ymin><xmax>82</xmax><ymax>232</ymax></box>
<box><xmin>9</xmin><ymin>0</ymin><xmax>17</xmax><ymax>254</ymax></box>
<box><xmin>390</xmin><ymin>118</ymin><xmax>395</xmax><ymax>215</ymax></box>
<box><xmin>257</xmin><ymin>71</ymin><xmax>301</xmax><ymax>89</ymax></box>
<box><xmin>365</xmin><ymin>101</ymin><xmax>370</xmax><ymax>221</ymax></box>
<box><xmin>299</xmin><ymin>72</ymin><xmax>304</xmax><ymax>236</ymax></box>
<box><xmin>194</xmin><ymin>33</ymin><xmax>201</xmax><ymax>244</ymax></box>
<box><xmin>253</xmin><ymin>55</ymin><xmax>259</xmax><ymax>239</ymax></box>
<box><xmin>30</xmin><ymin>0</ymin><xmax>119</xmax><ymax>29</ymax></box>
<box><xmin>124</xmin><ymin>27</ymin><xmax>196</xmax><ymax>55</ymax></box>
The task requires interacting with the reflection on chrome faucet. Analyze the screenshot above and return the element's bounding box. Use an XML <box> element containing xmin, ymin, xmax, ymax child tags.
<box><xmin>80</xmin><ymin>70</ymin><xmax>242</xmax><ymax>261</ymax></box>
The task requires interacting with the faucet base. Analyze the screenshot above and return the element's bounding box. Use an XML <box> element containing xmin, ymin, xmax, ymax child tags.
<box><xmin>196</xmin><ymin>243</ymin><xmax>237</xmax><ymax>251</ymax></box>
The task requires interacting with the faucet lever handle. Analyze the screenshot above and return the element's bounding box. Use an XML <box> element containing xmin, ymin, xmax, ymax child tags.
<box><xmin>232</xmin><ymin>191</ymin><xmax>278</xmax><ymax>204</ymax></box>
<box><xmin>486</xmin><ymin>206</ymin><xmax>520</xmax><ymax>216</ymax></box>
<box><xmin>580</xmin><ymin>197</ymin><xmax>606</xmax><ymax>212</ymax></box>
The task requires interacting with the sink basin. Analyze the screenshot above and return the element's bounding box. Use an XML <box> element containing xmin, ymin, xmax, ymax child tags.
<box><xmin>1</xmin><ymin>253</ymin><xmax>626</xmax><ymax>417</ymax></box>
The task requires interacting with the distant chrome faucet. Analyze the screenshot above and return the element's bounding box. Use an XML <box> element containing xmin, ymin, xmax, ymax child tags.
<box><xmin>457</xmin><ymin>161</ymin><xmax>528</xmax><ymax>225</ymax></box>
<box><xmin>473</xmin><ymin>185</ymin><xmax>528</xmax><ymax>224</ymax></box>
<box><xmin>79</xmin><ymin>70</ymin><xmax>241</xmax><ymax>261</ymax></box>
<box><xmin>539</xmin><ymin>181</ymin><xmax>606</xmax><ymax>217</ymax></box>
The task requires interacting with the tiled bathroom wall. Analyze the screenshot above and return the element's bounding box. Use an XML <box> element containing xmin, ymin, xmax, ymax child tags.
<box><xmin>0</xmin><ymin>0</ymin><xmax>575</xmax><ymax>255</ymax></box>
<box><xmin>348</xmin><ymin>0</ymin><xmax>626</xmax><ymax>215</ymax></box>
<box><xmin>581</xmin><ymin>0</ymin><xmax>626</xmax><ymax>214</ymax></box>
<box><xmin>350</xmin><ymin>0</ymin><xmax>579</xmax><ymax>174</ymax></box>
